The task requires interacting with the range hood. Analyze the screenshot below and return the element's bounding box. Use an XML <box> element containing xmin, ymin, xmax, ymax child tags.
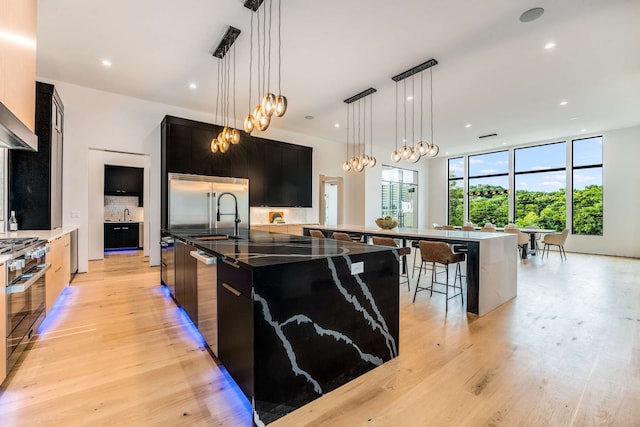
<box><xmin>0</xmin><ymin>101</ymin><xmax>37</xmax><ymax>151</ymax></box>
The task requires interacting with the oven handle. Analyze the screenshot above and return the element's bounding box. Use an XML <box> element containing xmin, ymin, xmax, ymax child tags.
<box><xmin>7</xmin><ymin>264</ymin><xmax>51</xmax><ymax>294</ymax></box>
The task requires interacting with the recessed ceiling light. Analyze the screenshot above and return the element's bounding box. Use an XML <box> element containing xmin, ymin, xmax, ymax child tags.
<box><xmin>570</xmin><ymin>117</ymin><xmax>579</xmax><ymax>121</ymax></box>
<box><xmin>502</xmin><ymin>142</ymin><xmax>507</xmax><ymax>146</ymax></box>
<box><xmin>520</xmin><ymin>7</ymin><xmax>544</xmax><ymax>23</ymax></box>
<box><xmin>581</xmin><ymin>128</ymin><xmax>587</xmax><ymax>132</ymax></box>
<box><xmin>402</xmin><ymin>139</ymin><xmax>406</xmax><ymax>143</ymax></box>
<box><xmin>407</xmin><ymin>96</ymin><xmax>413</xmax><ymax>101</ymax></box>
<box><xmin>334</xmin><ymin>123</ymin><xmax>340</xmax><ymax>128</ymax></box>
<box><xmin>304</xmin><ymin>115</ymin><xmax>314</xmax><ymax>120</ymax></box>
<box><xmin>189</xmin><ymin>83</ymin><xmax>197</xmax><ymax>89</ymax></box>
<box><xmin>465</xmin><ymin>124</ymin><xmax>471</xmax><ymax>128</ymax></box>
<box><xmin>544</xmin><ymin>42</ymin><xmax>556</xmax><ymax>50</ymax></box>
<box><xmin>560</xmin><ymin>100</ymin><xmax>568</xmax><ymax>106</ymax></box>
<box><xmin>445</xmin><ymin>152</ymin><xmax>450</xmax><ymax>155</ymax></box>
<box><xmin>101</xmin><ymin>59</ymin><xmax>112</xmax><ymax>67</ymax></box>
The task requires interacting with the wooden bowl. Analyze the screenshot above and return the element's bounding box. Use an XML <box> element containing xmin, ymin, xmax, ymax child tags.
<box><xmin>375</xmin><ymin>219</ymin><xmax>398</xmax><ymax>229</ymax></box>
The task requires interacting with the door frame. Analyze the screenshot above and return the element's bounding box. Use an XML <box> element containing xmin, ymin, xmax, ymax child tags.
<box><xmin>319</xmin><ymin>175</ymin><xmax>343</xmax><ymax>226</ymax></box>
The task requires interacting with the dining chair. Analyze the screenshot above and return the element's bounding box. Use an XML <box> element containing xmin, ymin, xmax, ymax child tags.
<box><xmin>442</xmin><ymin>225</ymin><xmax>455</xmax><ymax>230</ymax></box>
<box><xmin>308</xmin><ymin>229</ymin><xmax>325</xmax><ymax>238</ymax></box>
<box><xmin>371</xmin><ymin>236</ymin><xmax>411</xmax><ymax>291</ymax></box>
<box><xmin>480</xmin><ymin>226</ymin><xmax>496</xmax><ymax>232</ymax></box>
<box><xmin>413</xmin><ymin>241</ymin><xmax>464</xmax><ymax>312</ymax></box>
<box><xmin>332</xmin><ymin>232</ymin><xmax>352</xmax><ymax>242</ymax></box>
<box><xmin>542</xmin><ymin>229</ymin><xmax>569</xmax><ymax>260</ymax></box>
<box><xmin>504</xmin><ymin>228</ymin><xmax>529</xmax><ymax>259</ymax></box>
<box><xmin>461</xmin><ymin>226</ymin><xmax>475</xmax><ymax>231</ymax></box>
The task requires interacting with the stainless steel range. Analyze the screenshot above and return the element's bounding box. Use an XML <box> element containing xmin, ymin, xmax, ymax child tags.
<box><xmin>2</xmin><ymin>237</ymin><xmax>50</xmax><ymax>373</ymax></box>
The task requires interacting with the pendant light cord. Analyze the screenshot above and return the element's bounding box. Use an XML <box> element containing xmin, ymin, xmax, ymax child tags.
<box><xmin>215</xmin><ymin>60</ymin><xmax>220</xmax><ymax>124</ymax></box>
<box><xmin>267</xmin><ymin>0</ymin><xmax>272</xmax><ymax>93</ymax></box>
<box><xmin>262</xmin><ymin>2</ymin><xmax>266</xmax><ymax>98</ymax></box>
<box><xmin>420</xmin><ymin>71</ymin><xmax>423</xmax><ymax>142</ymax></box>
<box><xmin>278</xmin><ymin>0</ymin><xmax>282</xmax><ymax>95</ymax></box>
<box><xmin>233</xmin><ymin>44</ymin><xmax>237</xmax><ymax>129</ymax></box>
<box><xmin>248</xmin><ymin>12</ymin><xmax>253</xmax><ymax>111</ymax></box>
<box><xmin>256</xmin><ymin>7</ymin><xmax>261</xmax><ymax>100</ymax></box>
<box><xmin>369</xmin><ymin>92</ymin><xmax>373</xmax><ymax>157</ymax></box>
<box><xmin>403</xmin><ymin>80</ymin><xmax>407</xmax><ymax>145</ymax></box>
<box><xmin>411</xmin><ymin>76</ymin><xmax>415</xmax><ymax>145</ymax></box>
<box><xmin>394</xmin><ymin>81</ymin><xmax>398</xmax><ymax>151</ymax></box>
<box><xmin>430</xmin><ymin>67</ymin><xmax>434</xmax><ymax>144</ymax></box>
<box><xmin>346</xmin><ymin>101</ymin><xmax>350</xmax><ymax>159</ymax></box>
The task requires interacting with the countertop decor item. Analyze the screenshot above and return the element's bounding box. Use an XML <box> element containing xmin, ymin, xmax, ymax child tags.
<box><xmin>375</xmin><ymin>218</ymin><xmax>398</xmax><ymax>229</ymax></box>
<box><xmin>269</xmin><ymin>211</ymin><xmax>284</xmax><ymax>223</ymax></box>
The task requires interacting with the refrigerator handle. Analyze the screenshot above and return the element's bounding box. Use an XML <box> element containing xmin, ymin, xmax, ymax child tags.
<box><xmin>208</xmin><ymin>192</ymin><xmax>216</xmax><ymax>230</ymax></box>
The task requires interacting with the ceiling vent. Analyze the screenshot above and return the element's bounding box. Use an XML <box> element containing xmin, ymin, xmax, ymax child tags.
<box><xmin>478</xmin><ymin>133</ymin><xmax>497</xmax><ymax>139</ymax></box>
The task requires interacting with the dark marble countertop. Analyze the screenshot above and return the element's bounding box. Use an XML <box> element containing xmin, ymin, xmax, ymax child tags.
<box><xmin>167</xmin><ymin>228</ymin><xmax>392</xmax><ymax>269</ymax></box>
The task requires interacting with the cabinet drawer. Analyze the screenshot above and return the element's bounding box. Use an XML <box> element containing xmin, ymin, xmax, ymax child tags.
<box><xmin>217</xmin><ymin>260</ymin><xmax>252</xmax><ymax>298</ymax></box>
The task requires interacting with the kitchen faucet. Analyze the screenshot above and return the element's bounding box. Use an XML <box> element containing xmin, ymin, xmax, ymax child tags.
<box><xmin>216</xmin><ymin>192</ymin><xmax>240</xmax><ymax>237</ymax></box>
<box><xmin>124</xmin><ymin>208</ymin><xmax>130</xmax><ymax>222</ymax></box>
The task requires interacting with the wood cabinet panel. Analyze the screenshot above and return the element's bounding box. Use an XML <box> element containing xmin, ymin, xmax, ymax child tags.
<box><xmin>45</xmin><ymin>233</ymin><xmax>70</xmax><ymax>315</ymax></box>
<box><xmin>0</xmin><ymin>0</ymin><xmax>36</xmax><ymax>131</ymax></box>
<box><xmin>0</xmin><ymin>263</ymin><xmax>6</xmax><ymax>383</ymax></box>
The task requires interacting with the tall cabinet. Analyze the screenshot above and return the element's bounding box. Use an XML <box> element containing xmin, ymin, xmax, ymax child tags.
<box><xmin>9</xmin><ymin>82</ymin><xmax>63</xmax><ymax>229</ymax></box>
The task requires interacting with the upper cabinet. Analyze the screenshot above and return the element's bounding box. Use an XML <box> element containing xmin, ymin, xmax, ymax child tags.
<box><xmin>0</xmin><ymin>0</ymin><xmax>37</xmax><ymax>131</ymax></box>
<box><xmin>104</xmin><ymin>165</ymin><xmax>144</xmax><ymax>206</ymax></box>
<box><xmin>161</xmin><ymin>116</ymin><xmax>312</xmax><ymax>219</ymax></box>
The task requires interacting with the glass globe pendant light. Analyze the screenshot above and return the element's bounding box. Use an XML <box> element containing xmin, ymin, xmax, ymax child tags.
<box><xmin>210</xmin><ymin>137</ymin><xmax>219</xmax><ymax>153</ymax></box>
<box><xmin>274</xmin><ymin>94</ymin><xmax>287</xmax><ymax>117</ymax></box>
<box><xmin>273</xmin><ymin>0</ymin><xmax>287</xmax><ymax>118</ymax></box>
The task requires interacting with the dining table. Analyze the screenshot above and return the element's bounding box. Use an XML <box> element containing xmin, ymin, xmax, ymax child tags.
<box><xmin>520</xmin><ymin>228</ymin><xmax>557</xmax><ymax>255</ymax></box>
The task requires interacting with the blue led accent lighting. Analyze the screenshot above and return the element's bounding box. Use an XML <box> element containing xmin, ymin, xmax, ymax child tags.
<box><xmin>37</xmin><ymin>286</ymin><xmax>71</xmax><ymax>333</ymax></box>
<box><xmin>158</xmin><ymin>284</ymin><xmax>171</xmax><ymax>298</ymax></box>
<box><xmin>218</xmin><ymin>364</ymin><xmax>252</xmax><ymax>413</ymax></box>
<box><xmin>176</xmin><ymin>307</ymin><xmax>207</xmax><ymax>348</ymax></box>
<box><xmin>104</xmin><ymin>248</ymin><xmax>140</xmax><ymax>254</ymax></box>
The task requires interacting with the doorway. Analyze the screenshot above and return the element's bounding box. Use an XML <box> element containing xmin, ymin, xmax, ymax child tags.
<box><xmin>319</xmin><ymin>175</ymin><xmax>343</xmax><ymax>226</ymax></box>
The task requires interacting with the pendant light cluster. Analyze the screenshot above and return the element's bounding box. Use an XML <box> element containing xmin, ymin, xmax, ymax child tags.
<box><xmin>390</xmin><ymin>58</ymin><xmax>439</xmax><ymax>163</ymax></box>
<box><xmin>211</xmin><ymin>26</ymin><xmax>241</xmax><ymax>153</ymax></box>
<box><xmin>243</xmin><ymin>0</ymin><xmax>287</xmax><ymax>134</ymax></box>
<box><xmin>342</xmin><ymin>88</ymin><xmax>377</xmax><ymax>172</ymax></box>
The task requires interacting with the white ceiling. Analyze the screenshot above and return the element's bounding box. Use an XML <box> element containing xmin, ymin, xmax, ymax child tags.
<box><xmin>36</xmin><ymin>0</ymin><xmax>640</xmax><ymax>156</ymax></box>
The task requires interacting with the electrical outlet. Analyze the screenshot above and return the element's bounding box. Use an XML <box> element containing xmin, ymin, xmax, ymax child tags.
<box><xmin>350</xmin><ymin>261</ymin><xmax>364</xmax><ymax>275</ymax></box>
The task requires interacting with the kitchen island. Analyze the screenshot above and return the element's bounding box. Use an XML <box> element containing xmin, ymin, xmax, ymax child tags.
<box><xmin>304</xmin><ymin>225</ymin><xmax>518</xmax><ymax>317</ymax></box>
<box><xmin>166</xmin><ymin>229</ymin><xmax>400</xmax><ymax>426</ymax></box>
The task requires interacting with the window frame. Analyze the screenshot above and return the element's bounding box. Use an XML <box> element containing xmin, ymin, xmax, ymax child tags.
<box><xmin>571</xmin><ymin>136</ymin><xmax>603</xmax><ymax>236</ymax></box>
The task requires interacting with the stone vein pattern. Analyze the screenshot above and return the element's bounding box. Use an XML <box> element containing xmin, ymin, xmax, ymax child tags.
<box><xmin>252</xmin><ymin>252</ymin><xmax>399</xmax><ymax>425</ymax></box>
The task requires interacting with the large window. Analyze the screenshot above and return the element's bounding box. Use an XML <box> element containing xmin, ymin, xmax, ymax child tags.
<box><xmin>468</xmin><ymin>151</ymin><xmax>510</xmax><ymax>227</ymax></box>
<box><xmin>572</xmin><ymin>137</ymin><xmax>603</xmax><ymax>235</ymax></box>
<box><xmin>448</xmin><ymin>157</ymin><xmax>464</xmax><ymax>226</ymax></box>
<box><xmin>514</xmin><ymin>142</ymin><xmax>566</xmax><ymax>231</ymax></box>
<box><xmin>381</xmin><ymin>166</ymin><xmax>418</xmax><ymax>228</ymax></box>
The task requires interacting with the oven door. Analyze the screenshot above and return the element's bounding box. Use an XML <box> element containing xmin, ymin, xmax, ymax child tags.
<box><xmin>7</xmin><ymin>263</ymin><xmax>50</xmax><ymax>361</ymax></box>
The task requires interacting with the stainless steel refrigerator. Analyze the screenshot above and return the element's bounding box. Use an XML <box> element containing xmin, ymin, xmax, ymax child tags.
<box><xmin>168</xmin><ymin>173</ymin><xmax>249</xmax><ymax>235</ymax></box>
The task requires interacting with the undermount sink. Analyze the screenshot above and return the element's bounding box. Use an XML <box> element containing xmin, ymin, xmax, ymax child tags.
<box><xmin>191</xmin><ymin>234</ymin><xmax>241</xmax><ymax>241</ymax></box>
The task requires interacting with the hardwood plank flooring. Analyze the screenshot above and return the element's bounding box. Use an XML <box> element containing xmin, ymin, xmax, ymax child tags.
<box><xmin>1</xmin><ymin>250</ymin><xmax>639</xmax><ymax>426</ymax></box>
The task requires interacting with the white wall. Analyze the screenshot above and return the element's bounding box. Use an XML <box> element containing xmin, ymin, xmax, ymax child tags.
<box><xmin>50</xmin><ymin>80</ymin><xmax>370</xmax><ymax>272</ymax></box>
<box><xmin>428</xmin><ymin>125</ymin><xmax>640</xmax><ymax>258</ymax></box>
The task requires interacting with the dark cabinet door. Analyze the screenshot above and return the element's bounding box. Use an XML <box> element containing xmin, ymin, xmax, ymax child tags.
<box><xmin>8</xmin><ymin>82</ymin><xmax>63</xmax><ymax>230</ymax></box>
<box><xmin>166</xmin><ymin>123</ymin><xmax>193</xmax><ymax>174</ymax></box>
<box><xmin>104</xmin><ymin>165</ymin><xmax>144</xmax><ymax>206</ymax></box>
<box><xmin>217</xmin><ymin>262</ymin><xmax>254</xmax><ymax>399</ymax></box>
<box><xmin>174</xmin><ymin>239</ymin><xmax>198</xmax><ymax>325</ymax></box>
<box><xmin>104</xmin><ymin>223</ymin><xmax>139</xmax><ymax>249</ymax></box>
<box><xmin>294</xmin><ymin>146</ymin><xmax>313</xmax><ymax>207</ymax></box>
<box><xmin>247</xmin><ymin>141</ymin><xmax>265</xmax><ymax>206</ymax></box>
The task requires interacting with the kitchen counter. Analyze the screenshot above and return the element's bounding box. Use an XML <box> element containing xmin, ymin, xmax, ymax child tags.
<box><xmin>171</xmin><ymin>227</ymin><xmax>390</xmax><ymax>269</ymax></box>
<box><xmin>0</xmin><ymin>226</ymin><xmax>77</xmax><ymax>242</ymax></box>
<box><xmin>165</xmin><ymin>228</ymin><xmax>399</xmax><ymax>425</ymax></box>
<box><xmin>307</xmin><ymin>225</ymin><xmax>518</xmax><ymax>317</ymax></box>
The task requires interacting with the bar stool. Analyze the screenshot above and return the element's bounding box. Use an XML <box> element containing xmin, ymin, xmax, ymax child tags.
<box><xmin>332</xmin><ymin>232</ymin><xmax>352</xmax><ymax>242</ymax></box>
<box><xmin>371</xmin><ymin>236</ymin><xmax>411</xmax><ymax>291</ymax></box>
<box><xmin>413</xmin><ymin>241</ymin><xmax>465</xmax><ymax>312</ymax></box>
<box><xmin>308</xmin><ymin>229</ymin><xmax>325</xmax><ymax>238</ymax></box>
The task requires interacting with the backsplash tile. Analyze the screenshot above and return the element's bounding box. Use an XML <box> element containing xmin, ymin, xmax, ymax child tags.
<box><xmin>104</xmin><ymin>195</ymin><xmax>144</xmax><ymax>222</ymax></box>
<box><xmin>250</xmin><ymin>207</ymin><xmax>310</xmax><ymax>225</ymax></box>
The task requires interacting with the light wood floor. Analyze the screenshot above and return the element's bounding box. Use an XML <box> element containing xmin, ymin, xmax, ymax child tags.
<box><xmin>1</xmin><ymin>250</ymin><xmax>639</xmax><ymax>426</ymax></box>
